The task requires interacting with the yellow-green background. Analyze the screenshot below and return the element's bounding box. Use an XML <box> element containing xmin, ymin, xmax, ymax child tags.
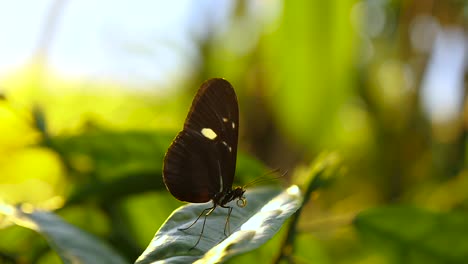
<box><xmin>1</xmin><ymin>1</ymin><xmax>467</xmax><ymax>263</ymax></box>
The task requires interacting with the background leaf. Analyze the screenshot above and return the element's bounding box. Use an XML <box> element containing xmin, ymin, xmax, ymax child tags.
<box><xmin>354</xmin><ymin>206</ymin><xmax>468</xmax><ymax>263</ymax></box>
<box><xmin>0</xmin><ymin>204</ymin><xmax>128</xmax><ymax>264</ymax></box>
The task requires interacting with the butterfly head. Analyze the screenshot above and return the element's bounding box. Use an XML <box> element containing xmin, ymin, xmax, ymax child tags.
<box><xmin>233</xmin><ymin>187</ymin><xmax>247</xmax><ymax>207</ymax></box>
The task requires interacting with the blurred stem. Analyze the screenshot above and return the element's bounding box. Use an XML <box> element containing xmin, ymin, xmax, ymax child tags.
<box><xmin>29</xmin><ymin>0</ymin><xmax>69</xmax><ymax>101</ymax></box>
<box><xmin>28</xmin><ymin>0</ymin><xmax>71</xmax><ymax>176</ymax></box>
<box><xmin>273</xmin><ymin>158</ymin><xmax>336</xmax><ymax>263</ymax></box>
<box><xmin>34</xmin><ymin>0</ymin><xmax>69</xmax><ymax>65</ymax></box>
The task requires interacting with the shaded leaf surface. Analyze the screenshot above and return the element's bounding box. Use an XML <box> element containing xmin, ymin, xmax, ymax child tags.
<box><xmin>354</xmin><ymin>206</ymin><xmax>468</xmax><ymax>263</ymax></box>
<box><xmin>0</xmin><ymin>205</ymin><xmax>128</xmax><ymax>264</ymax></box>
<box><xmin>136</xmin><ymin>186</ymin><xmax>302</xmax><ymax>264</ymax></box>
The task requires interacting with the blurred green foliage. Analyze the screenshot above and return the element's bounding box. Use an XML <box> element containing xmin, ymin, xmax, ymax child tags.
<box><xmin>1</xmin><ymin>0</ymin><xmax>468</xmax><ymax>263</ymax></box>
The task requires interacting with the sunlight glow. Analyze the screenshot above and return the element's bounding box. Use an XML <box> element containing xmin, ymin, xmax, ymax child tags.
<box><xmin>2</xmin><ymin>206</ymin><xmax>40</xmax><ymax>231</ymax></box>
<box><xmin>0</xmin><ymin>203</ymin><xmax>14</xmax><ymax>216</ymax></box>
<box><xmin>240</xmin><ymin>213</ymin><xmax>266</xmax><ymax>231</ymax></box>
<box><xmin>260</xmin><ymin>200</ymin><xmax>283</xmax><ymax>213</ymax></box>
<box><xmin>287</xmin><ymin>185</ymin><xmax>300</xmax><ymax>196</ymax></box>
<box><xmin>241</xmin><ymin>185</ymin><xmax>302</xmax><ymax>231</ymax></box>
<box><xmin>421</xmin><ymin>26</ymin><xmax>466</xmax><ymax>123</ymax></box>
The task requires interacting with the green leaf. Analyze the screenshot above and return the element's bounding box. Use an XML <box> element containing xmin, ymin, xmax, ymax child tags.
<box><xmin>0</xmin><ymin>204</ymin><xmax>128</xmax><ymax>264</ymax></box>
<box><xmin>354</xmin><ymin>206</ymin><xmax>468</xmax><ymax>263</ymax></box>
<box><xmin>136</xmin><ymin>186</ymin><xmax>302</xmax><ymax>264</ymax></box>
<box><xmin>49</xmin><ymin>129</ymin><xmax>173</xmax><ymax>179</ymax></box>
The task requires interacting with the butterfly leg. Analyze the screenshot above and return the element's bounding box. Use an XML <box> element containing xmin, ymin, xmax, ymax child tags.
<box><xmin>221</xmin><ymin>205</ymin><xmax>233</xmax><ymax>237</ymax></box>
<box><xmin>190</xmin><ymin>207</ymin><xmax>215</xmax><ymax>250</ymax></box>
<box><xmin>179</xmin><ymin>206</ymin><xmax>215</xmax><ymax>231</ymax></box>
<box><xmin>179</xmin><ymin>205</ymin><xmax>217</xmax><ymax>250</ymax></box>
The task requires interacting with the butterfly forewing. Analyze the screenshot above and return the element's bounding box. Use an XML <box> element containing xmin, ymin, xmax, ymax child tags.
<box><xmin>163</xmin><ymin>78</ymin><xmax>239</xmax><ymax>203</ymax></box>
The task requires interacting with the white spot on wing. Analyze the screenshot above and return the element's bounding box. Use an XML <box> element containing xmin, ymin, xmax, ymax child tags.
<box><xmin>222</xmin><ymin>117</ymin><xmax>228</xmax><ymax>122</ymax></box>
<box><xmin>231</xmin><ymin>122</ymin><xmax>236</xmax><ymax>129</ymax></box>
<box><xmin>201</xmin><ymin>128</ymin><xmax>217</xmax><ymax>140</ymax></box>
<box><xmin>222</xmin><ymin>141</ymin><xmax>232</xmax><ymax>152</ymax></box>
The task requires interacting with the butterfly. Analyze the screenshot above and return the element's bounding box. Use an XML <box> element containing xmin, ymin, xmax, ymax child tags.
<box><xmin>163</xmin><ymin>78</ymin><xmax>246</xmax><ymax>249</ymax></box>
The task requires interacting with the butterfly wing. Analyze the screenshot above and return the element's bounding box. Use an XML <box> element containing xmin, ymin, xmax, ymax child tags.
<box><xmin>163</xmin><ymin>78</ymin><xmax>239</xmax><ymax>203</ymax></box>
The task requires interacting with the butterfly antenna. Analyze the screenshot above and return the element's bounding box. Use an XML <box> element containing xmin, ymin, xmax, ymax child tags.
<box><xmin>243</xmin><ymin>169</ymin><xmax>288</xmax><ymax>188</ymax></box>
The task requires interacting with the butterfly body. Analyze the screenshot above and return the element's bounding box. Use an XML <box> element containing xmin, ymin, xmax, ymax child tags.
<box><xmin>212</xmin><ymin>187</ymin><xmax>246</xmax><ymax>208</ymax></box>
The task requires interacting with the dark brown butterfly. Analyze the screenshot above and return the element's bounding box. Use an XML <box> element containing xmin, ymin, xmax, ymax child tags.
<box><xmin>163</xmin><ymin>78</ymin><xmax>246</xmax><ymax>249</ymax></box>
